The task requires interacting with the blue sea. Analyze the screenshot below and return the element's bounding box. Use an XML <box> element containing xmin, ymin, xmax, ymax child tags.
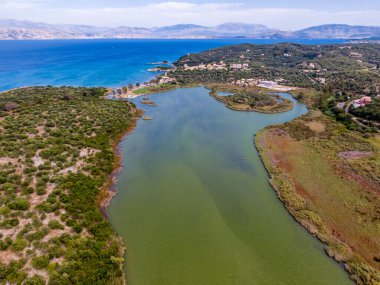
<box><xmin>0</xmin><ymin>39</ymin><xmax>345</xmax><ymax>91</ymax></box>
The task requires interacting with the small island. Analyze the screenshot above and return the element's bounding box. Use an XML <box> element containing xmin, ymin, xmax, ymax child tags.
<box><xmin>208</xmin><ymin>85</ymin><xmax>294</xmax><ymax>113</ymax></box>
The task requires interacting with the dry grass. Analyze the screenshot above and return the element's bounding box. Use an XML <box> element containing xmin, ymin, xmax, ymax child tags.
<box><xmin>305</xmin><ymin>121</ymin><xmax>326</xmax><ymax>133</ymax></box>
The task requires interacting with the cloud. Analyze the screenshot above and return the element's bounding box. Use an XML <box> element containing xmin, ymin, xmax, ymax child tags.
<box><xmin>0</xmin><ymin>1</ymin><xmax>379</xmax><ymax>29</ymax></box>
<box><xmin>1</xmin><ymin>1</ymin><xmax>39</xmax><ymax>9</ymax></box>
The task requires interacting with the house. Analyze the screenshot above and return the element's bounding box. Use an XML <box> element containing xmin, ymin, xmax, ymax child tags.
<box><xmin>352</xmin><ymin>96</ymin><xmax>372</xmax><ymax>108</ymax></box>
<box><xmin>350</xmin><ymin>52</ymin><xmax>362</xmax><ymax>57</ymax></box>
<box><xmin>230</xmin><ymin>63</ymin><xmax>243</xmax><ymax>69</ymax></box>
<box><xmin>159</xmin><ymin>76</ymin><xmax>176</xmax><ymax>84</ymax></box>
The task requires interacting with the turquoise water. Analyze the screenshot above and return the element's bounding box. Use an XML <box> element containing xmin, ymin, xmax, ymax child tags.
<box><xmin>0</xmin><ymin>39</ymin><xmax>345</xmax><ymax>91</ymax></box>
<box><xmin>109</xmin><ymin>88</ymin><xmax>352</xmax><ymax>285</ymax></box>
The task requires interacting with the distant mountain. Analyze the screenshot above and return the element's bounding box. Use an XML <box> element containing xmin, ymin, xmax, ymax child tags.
<box><xmin>214</xmin><ymin>23</ymin><xmax>275</xmax><ymax>34</ymax></box>
<box><xmin>0</xmin><ymin>19</ymin><xmax>379</xmax><ymax>40</ymax></box>
<box><xmin>149</xmin><ymin>22</ymin><xmax>277</xmax><ymax>38</ymax></box>
<box><xmin>292</xmin><ymin>24</ymin><xmax>380</xmax><ymax>39</ymax></box>
<box><xmin>151</xmin><ymin>24</ymin><xmax>209</xmax><ymax>38</ymax></box>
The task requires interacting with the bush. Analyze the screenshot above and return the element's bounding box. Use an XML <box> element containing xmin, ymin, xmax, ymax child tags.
<box><xmin>24</xmin><ymin>275</ymin><xmax>46</xmax><ymax>285</ymax></box>
<box><xmin>1</xmin><ymin>218</ymin><xmax>19</xmax><ymax>228</ymax></box>
<box><xmin>31</xmin><ymin>256</ymin><xmax>49</xmax><ymax>270</ymax></box>
<box><xmin>8</xmin><ymin>198</ymin><xmax>29</xmax><ymax>211</ymax></box>
<box><xmin>0</xmin><ymin>240</ymin><xmax>10</xmax><ymax>250</ymax></box>
<box><xmin>48</xmin><ymin>220</ymin><xmax>63</xmax><ymax>230</ymax></box>
<box><xmin>11</xmin><ymin>238</ymin><xmax>28</xmax><ymax>252</ymax></box>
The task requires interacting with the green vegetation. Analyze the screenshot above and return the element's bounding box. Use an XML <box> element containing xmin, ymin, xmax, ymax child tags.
<box><xmin>209</xmin><ymin>85</ymin><xmax>294</xmax><ymax>113</ymax></box>
<box><xmin>256</xmin><ymin>110</ymin><xmax>380</xmax><ymax>285</ymax></box>
<box><xmin>133</xmin><ymin>83</ymin><xmax>177</xmax><ymax>95</ymax></box>
<box><xmin>0</xmin><ymin>87</ymin><xmax>136</xmax><ymax>284</ymax></box>
<box><xmin>172</xmin><ymin>43</ymin><xmax>379</xmax><ymax>90</ymax></box>
<box><xmin>154</xmin><ymin>66</ymin><xmax>172</xmax><ymax>71</ymax></box>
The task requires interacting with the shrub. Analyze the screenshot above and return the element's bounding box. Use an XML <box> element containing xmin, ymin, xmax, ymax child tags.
<box><xmin>24</xmin><ymin>275</ymin><xmax>46</xmax><ymax>285</ymax></box>
<box><xmin>11</xmin><ymin>238</ymin><xmax>28</xmax><ymax>252</ymax></box>
<box><xmin>8</xmin><ymin>198</ymin><xmax>29</xmax><ymax>211</ymax></box>
<box><xmin>31</xmin><ymin>256</ymin><xmax>49</xmax><ymax>270</ymax></box>
<box><xmin>48</xmin><ymin>220</ymin><xmax>63</xmax><ymax>230</ymax></box>
<box><xmin>0</xmin><ymin>240</ymin><xmax>10</xmax><ymax>250</ymax></box>
<box><xmin>1</xmin><ymin>218</ymin><xmax>19</xmax><ymax>228</ymax></box>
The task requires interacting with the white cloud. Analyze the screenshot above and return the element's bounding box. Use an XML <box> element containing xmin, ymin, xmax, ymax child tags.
<box><xmin>1</xmin><ymin>1</ymin><xmax>39</xmax><ymax>9</ymax></box>
<box><xmin>0</xmin><ymin>1</ymin><xmax>379</xmax><ymax>29</ymax></box>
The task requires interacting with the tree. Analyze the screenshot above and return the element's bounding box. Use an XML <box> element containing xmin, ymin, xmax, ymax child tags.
<box><xmin>296</xmin><ymin>92</ymin><xmax>304</xmax><ymax>100</ymax></box>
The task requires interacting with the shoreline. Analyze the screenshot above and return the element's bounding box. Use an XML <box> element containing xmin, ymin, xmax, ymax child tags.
<box><xmin>99</xmin><ymin>108</ymin><xmax>144</xmax><ymax>219</ymax></box>
<box><xmin>254</xmin><ymin>129</ymin><xmax>354</xmax><ymax>282</ymax></box>
<box><xmin>0</xmin><ymin>86</ymin><xmax>31</xmax><ymax>94</ymax></box>
<box><xmin>98</xmin><ymin>107</ymin><xmax>143</xmax><ymax>285</ymax></box>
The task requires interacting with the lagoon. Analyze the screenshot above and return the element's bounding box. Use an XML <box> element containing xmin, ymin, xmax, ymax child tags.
<box><xmin>109</xmin><ymin>87</ymin><xmax>352</xmax><ymax>285</ymax></box>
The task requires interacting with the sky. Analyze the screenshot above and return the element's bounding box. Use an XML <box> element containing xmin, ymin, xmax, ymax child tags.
<box><xmin>0</xmin><ymin>0</ymin><xmax>379</xmax><ymax>29</ymax></box>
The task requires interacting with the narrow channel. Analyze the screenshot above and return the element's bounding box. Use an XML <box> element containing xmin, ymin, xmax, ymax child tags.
<box><xmin>109</xmin><ymin>87</ymin><xmax>352</xmax><ymax>285</ymax></box>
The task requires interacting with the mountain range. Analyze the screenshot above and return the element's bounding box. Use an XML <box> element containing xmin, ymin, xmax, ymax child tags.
<box><xmin>1</xmin><ymin>19</ymin><xmax>380</xmax><ymax>40</ymax></box>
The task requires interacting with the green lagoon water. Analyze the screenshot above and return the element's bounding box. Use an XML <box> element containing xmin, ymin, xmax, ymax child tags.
<box><xmin>109</xmin><ymin>87</ymin><xmax>352</xmax><ymax>285</ymax></box>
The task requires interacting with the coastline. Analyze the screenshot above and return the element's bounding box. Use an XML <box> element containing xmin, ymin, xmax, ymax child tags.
<box><xmin>98</xmin><ymin>109</ymin><xmax>143</xmax><ymax>219</ymax></box>
<box><xmin>98</xmin><ymin>107</ymin><xmax>143</xmax><ymax>285</ymax></box>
